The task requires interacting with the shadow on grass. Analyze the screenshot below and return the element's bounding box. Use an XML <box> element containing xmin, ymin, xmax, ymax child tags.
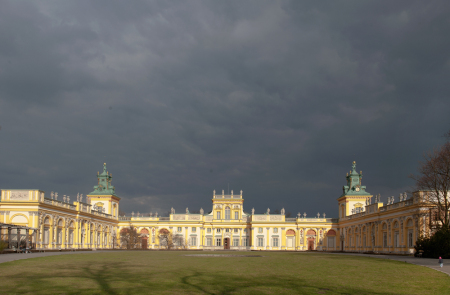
<box><xmin>0</xmin><ymin>252</ymin><xmax>448</xmax><ymax>295</ymax></box>
<box><xmin>81</xmin><ymin>263</ymin><xmax>119</xmax><ymax>295</ymax></box>
<box><xmin>0</xmin><ymin>262</ymin><xmax>401</xmax><ymax>295</ymax></box>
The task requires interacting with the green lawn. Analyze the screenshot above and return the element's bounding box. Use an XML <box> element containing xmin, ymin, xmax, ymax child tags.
<box><xmin>0</xmin><ymin>251</ymin><xmax>449</xmax><ymax>294</ymax></box>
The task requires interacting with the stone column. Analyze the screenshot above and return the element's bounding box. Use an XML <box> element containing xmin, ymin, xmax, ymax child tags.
<box><xmin>39</xmin><ymin>223</ymin><xmax>44</xmax><ymax>249</ymax></box>
<box><xmin>33</xmin><ymin>229</ymin><xmax>37</xmax><ymax>249</ymax></box>
<box><xmin>212</xmin><ymin>226</ymin><xmax>216</xmax><ymax>250</ymax></box>
<box><xmin>8</xmin><ymin>227</ymin><xmax>12</xmax><ymax>249</ymax></box>
<box><xmin>239</xmin><ymin>228</ymin><xmax>242</xmax><ymax>249</ymax></box>
<box><xmin>16</xmin><ymin>228</ymin><xmax>22</xmax><ymax>249</ymax></box>
<box><xmin>26</xmin><ymin>228</ymin><xmax>29</xmax><ymax>249</ymax></box>
<box><xmin>200</xmin><ymin>227</ymin><xmax>204</xmax><ymax>248</ymax></box>
<box><xmin>221</xmin><ymin>228</ymin><xmax>224</xmax><ymax>249</ymax></box>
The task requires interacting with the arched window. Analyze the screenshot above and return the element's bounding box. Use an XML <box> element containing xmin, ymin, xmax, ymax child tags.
<box><xmin>225</xmin><ymin>207</ymin><xmax>230</xmax><ymax>220</ymax></box>
<box><xmin>69</xmin><ymin>222</ymin><xmax>74</xmax><ymax>246</ymax></box>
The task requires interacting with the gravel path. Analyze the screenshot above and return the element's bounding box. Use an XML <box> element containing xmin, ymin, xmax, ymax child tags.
<box><xmin>326</xmin><ymin>252</ymin><xmax>450</xmax><ymax>276</ymax></box>
<box><xmin>0</xmin><ymin>250</ymin><xmax>123</xmax><ymax>264</ymax></box>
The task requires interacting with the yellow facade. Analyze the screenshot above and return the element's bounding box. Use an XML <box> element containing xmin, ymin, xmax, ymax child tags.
<box><xmin>0</xmin><ymin>163</ymin><xmax>436</xmax><ymax>253</ymax></box>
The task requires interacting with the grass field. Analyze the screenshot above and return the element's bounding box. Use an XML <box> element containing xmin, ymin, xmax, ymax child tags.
<box><xmin>0</xmin><ymin>251</ymin><xmax>449</xmax><ymax>294</ymax></box>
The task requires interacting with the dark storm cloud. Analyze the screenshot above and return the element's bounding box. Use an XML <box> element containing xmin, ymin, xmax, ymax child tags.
<box><xmin>1</xmin><ymin>0</ymin><xmax>450</xmax><ymax>216</ymax></box>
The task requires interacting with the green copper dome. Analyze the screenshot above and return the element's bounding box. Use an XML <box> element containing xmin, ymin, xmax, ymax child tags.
<box><xmin>341</xmin><ymin>161</ymin><xmax>371</xmax><ymax>196</ymax></box>
<box><xmin>89</xmin><ymin>163</ymin><xmax>117</xmax><ymax>196</ymax></box>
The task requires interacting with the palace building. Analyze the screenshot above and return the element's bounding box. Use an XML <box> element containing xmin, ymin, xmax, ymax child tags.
<box><xmin>0</xmin><ymin>162</ymin><xmax>432</xmax><ymax>254</ymax></box>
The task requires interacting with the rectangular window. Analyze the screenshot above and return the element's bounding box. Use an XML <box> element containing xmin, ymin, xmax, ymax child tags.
<box><xmin>225</xmin><ymin>209</ymin><xmax>230</xmax><ymax>220</ymax></box>
<box><xmin>395</xmin><ymin>232</ymin><xmax>399</xmax><ymax>247</ymax></box>
<box><xmin>258</xmin><ymin>228</ymin><xmax>263</xmax><ymax>233</ymax></box>
<box><xmin>207</xmin><ymin>238</ymin><xmax>212</xmax><ymax>246</ymax></box>
<box><xmin>234</xmin><ymin>228</ymin><xmax>238</xmax><ymax>233</ymax></box>
<box><xmin>177</xmin><ymin>227</ymin><xmax>182</xmax><ymax>232</ymax></box>
<box><xmin>287</xmin><ymin>237</ymin><xmax>293</xmax><ymax>248</ymax></box>
<box><xmin>244</xmin><ymin>228</ymin><xmax>247</xmax><ymax>233</ymax></box>
<box><xmin>408</xmin><ymin>230</ymin><xmax>413</xmax><ymax>247</ymax></box>
<box><xmin>191</xmin><ymin>237</ymin><xmax>197</xmax><ymax>246</ymax></box>
<box><xmin>233</xmin><ymin>238</ymin><xmax>239</xmax><ymax>247</ymax></box>
<box><xmin>207</xmin><ymin>228</ymin><xmax>211</xmax><ymax>233</ymax></box>
<box><xmin>217</xmin><ymin>211</ymin><xmax>221</xmax><ymax>219</ymax></box>
<box><xmin>328</xmin><ymin>237</ymin><xmax>335</xmax><ymax>248</ymax></box>
<box><xmin>273</xmin><ymin>228</ymin><xmax>278</xmax><ymax>233</ymax></box>
<box><xmin>58</xmin><ymin>229</ymin><xmax>62</xmax><ymax>244</ymax></box>
<box><xmin>44</xmin><ymin>228</ymin><xmax>49</xmax><ymax>244</ymax></box>
<box><xmin>258</xmin><ymin>237</ymin><xmax>264</xmax><ymax>247</ymax></box>
<box><xmin>235</xmin><ymin>212</ymin><xmax>239</xmax><ymax>220</ymax></box>
<box><xmin>383</xmin><ymin>233</ymin><xmax>387</xmax><ymax>248</ymax></box>
<box><xmin>242</xmin><ymin>238</ymin><xmax>248</xmax><ymax>246</ymax></box>
<box><xmin>216</xmin><ymin>238</ymin><xmax>221</xmax><ymax>246</ymax></box>
<box><xmin>273</xmin><ymin>237</ymin><xmax>279</xmax><ymax>247</ymax></box>
<box><xmin>217</xmin><ymin>229</ymin><xmax>221</xmax><ymax>233</ymax></box>
<box><xmin>226</xmin><ymin>228</ymin><xmax>229</xmax><ymax>233</ymax></box>
<box><xmin>192</xmin><ymin>227</ymin><xmax>196</xmax><ymax>232</ymax></box>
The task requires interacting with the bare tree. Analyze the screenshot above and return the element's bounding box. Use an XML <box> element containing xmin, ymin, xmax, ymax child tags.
<box><xmin>158</xmin><ymin>229</ymin><xmax>187</xmax><ymax>250</ymax></box>
<box><xmin>173</xmin><ymin>233</ymin><xmax>187</xmax><ymax>249</ymax></box>
<box><xmin>120</xmin><ymin>224</ymin><xmax>142</xmax><ymax>249</ymax></box>
<box><xmin>158</xmin><ymin>228</ymin><xmax>172</xmax><ymax>249</ymax></box>
<box><xmin>410</xmin><ymin>133</ymin><xmax>450</xmax><ymax>228</ymax></box>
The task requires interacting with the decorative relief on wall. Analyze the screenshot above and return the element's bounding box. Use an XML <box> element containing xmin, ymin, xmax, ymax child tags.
<box><xmin>189</xmin><ymin>215</ymin><xmax>201</xmax><ymax>221</ymax></box>
<box><xmin>173</xmin><ymin>215</ymin><xmax>185</xmax><ymax>221</ymax></box>
<box><xmin>10</xmin><ymin>191</ymin><xmax>29</xmax><ymax>201</ymax></box>
<box><xmin>205</xmin><ymin>216</ymin><xmax>213</xmax><ymax>221</ymax></box>
<box><xmin>270</xmin><ymin>215</ymin><xmax>282</xmax><ymax>221</ymax></box>
<box><xmin>254</xmin><ymin>215</ymin><xmax>266</xmax><ymax>221</ymax></box>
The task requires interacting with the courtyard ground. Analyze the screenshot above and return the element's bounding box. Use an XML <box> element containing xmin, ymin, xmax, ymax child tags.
<box><xmin>0</xmin><ymin>251</ymin><xmax>449</xmax><ymax>294</ymax></box>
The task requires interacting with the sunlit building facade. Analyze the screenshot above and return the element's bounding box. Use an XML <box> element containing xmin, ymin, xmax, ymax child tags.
<box><xmin>0</xmin><ymin>162</ymin><xmax>432</xmax><ymax>254</ymax></box>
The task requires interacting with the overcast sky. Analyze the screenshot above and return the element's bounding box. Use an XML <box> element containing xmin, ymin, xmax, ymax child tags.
<box><xmin>1</xmin><ymin>1</ymin><xmax>450</xmax><ymax>217</ymax></box>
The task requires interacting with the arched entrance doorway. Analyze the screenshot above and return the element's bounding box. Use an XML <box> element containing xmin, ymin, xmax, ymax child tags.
<box><xmin>307</xmin><ymin>229</ymin><xmax>316</xmax><ymax>250</ymax></box>
<box><xmin>140</xmin><ymin>229</ymin><xmax>149</xmax><ymax>249</ymax></box>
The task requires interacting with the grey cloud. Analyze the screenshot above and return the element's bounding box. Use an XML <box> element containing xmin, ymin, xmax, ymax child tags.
<box><xmin>1</xmin><ymin>0</ymin><xmax>450</xmax><ymax>216</ymax></box>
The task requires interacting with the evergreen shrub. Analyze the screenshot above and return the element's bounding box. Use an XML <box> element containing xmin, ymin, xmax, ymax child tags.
<box><xmin>415</xmin><ymin>225</ymin><xmax>450</xmax><ymax>258</ymax></box>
